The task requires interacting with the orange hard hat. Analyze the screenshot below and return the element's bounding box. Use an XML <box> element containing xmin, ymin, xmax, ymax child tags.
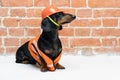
<box><xmin>42</xmin><ymin>6</ymin><xmax>63</xmax><ymax>19</ymax></box>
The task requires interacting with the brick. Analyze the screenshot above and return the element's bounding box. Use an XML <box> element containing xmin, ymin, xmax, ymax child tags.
<box><xmin>103</xmin><ymin>18</ymin><xmax>118</xmax><ymax>27</ymax></box>
<box><xmin>34</xmin><ymin>0</ymin><xmax>50</xmax><ymax>6</ymax></box>
<box><xmin>94</xmin><ymin>48</ymin><xmax>120</xmax><ymax>54</ymax></box>
<box><xmin>0</xmin><ymin>19</ymin><xmax>1</xmax><ymax>26</ymax></box>
<box><xmin>94</xmin><ymin>48</ymin><xmax>110</xmax><ymax>54</ymax></box>
<box><xmin>20</xmin><ymin>38</ymin><xmax>31</xmax><ymax>45</ymax></box>
<box><xmin>4</xmin><ymin>38</ymin><xmax>19</xmax><ymax>46</ymax></box>
<box><xmin>70</xmin><ymin>19</ymin><xmax>101</xmax><ymax>27</ymax></box>
<box><xmin>0</xmin><ymin>38</ymin><xmax>2</xmax><ymax>46</ymax></box>
<box><xmin>0</xmin><ymin>28</ymin><xmax>7</xmax><ymax>36</ymax></box>
<box><xmin>60</xmin><ymin>38</ymin><xmax>69</xmax><ymax>48</ymax></box>
<box><xmin>0</xmin><ymin>8</ymin><xmax>8</xmax><ymax>17</ymax></box>
<box><xmin>70</xmin><ymin>19</ymin><xmax>80</xmax><ymax>26</ymax></box>
<box><xmin>81</xmin><ymin>48</ymin><xmax>94</xmax><ymax>56</ymax></box>
<box><xmin>71</xmin><ymin>0</ymin><xmax>86</xmax><ymax>7</ymax></box>
<box><xmin>20</xmin><ymin>19</ymin><xmax>41</xmax><ymax>27</ymax></box>
<box><xmin>104</xmin><ymin>10</ymin><xmax>120</xmax><ymax>17</ymax></box>
<box><xmin>52</xmin><ymin>0</ymin><xmax>70</xmax><ymax>7</ymax></box>
<box><xmin>3</xmin><ymin>18</ymin><xmax>19</xmax><ymax>27</ymax></box>
<box><xmin>10</xmin><ymin>8</ymin><xmax>26</xmax><ymax>17</ymax></box>
<box><xmin>63</xmin><ymin>48</ymin><xmax>76</xmax><ymax>54</ymax></box>
<box><xmin>86</xmin><ymin>19</ymin><xmax>101</xmax><ymax>27</ymax></box>
<box><xmin>92</xmin><ymin>28</ymin><xmax>120</xmax><ymax>36</ymax></box>
<box><xmin>94</xmin><ymin>10</ymin><xmax>104</xmax><ymax>18</ymax></box>
<box><xmin>89</xmin><ymin>0</ymin><xmax>120</xmax><ymax>8</ymax></box>
<box><xmin>6</xmin><ymin>47</ymin><xmax>18</xmax><ymax>53</ymax></box>
<box><xmin>61</xmin><ymin>8</ymin><xmax>76</xmax><ymax>15</ymax></box>
<box><xmin>0</xmin><ymin>47</ymin><xmax>4</xmax><ymax>54</ymax></box>
<box><xmin>70</xmin><ymin>38</ymin><xmax>101</xmax><ymax>47</ymax></box>
<box><xmin>25</xmin><ymin>28</ymin><xmax>41</xmax><ymax>36</ymax></box>
<box><xmin>94</xmin><ymin>9</ymin><xmax>120</xmax><ymax>17</ymax></box>
<box><xmin>75</xmin><ymin>28</ymin><xmax>90</xmax><ymax>36</ymax></box>
<box><xmin>1</xmin><ymin>0</ymin><xmax>33</xmax><ymax>7</ymax></box>
<box><xmin>0</xmin><ymin>0</ymin><xmax>1</xmax><ymax>6</ymax></box>
<box><xmin>0</xmin><ymin>19</ymin><xmax>2</xmax><ymax>26</ymax></box>
<box><xmin>77</xmin><ymin>9</ymin><xmax>92</xmax><ymax>18</ymax></box>
<box><xmin>119</xmin><ymin>39</ymin><xmax>120</xmax><ymax>46</ymax></box>
<box><xmin>59</xmin><ymin>28</ymin><xmax>74</xmax><ymax>36</ymax></box>
<box><xmin>102</xmin><ymin>38</ymin><xmax>117</xmax><ymax>46</ymax></box>
<box><xmin>27</xmin><ymin>8</ymin><xmax>42</xmax><ymax>17</ymax></box>
<box><xmin>9</xmin><ymin>28</ymin><xmax>24</xmax><ymax>36</ymax></box>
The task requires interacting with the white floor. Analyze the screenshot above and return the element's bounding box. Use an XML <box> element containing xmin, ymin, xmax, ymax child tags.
<box><xmin>0</xmin><ymin>54</ymin><xmax>120</xmax><ymax>80</ymax></box>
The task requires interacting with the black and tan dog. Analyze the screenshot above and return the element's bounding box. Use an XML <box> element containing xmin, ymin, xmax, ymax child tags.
<box><xmin>16</xmin><ymin>6</ymin><xmax>76</xmax><ymax>72</ymax></box>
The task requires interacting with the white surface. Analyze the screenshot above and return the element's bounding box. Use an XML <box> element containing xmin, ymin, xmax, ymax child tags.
<box><xmin>0</xmin><ymin>55</ymin><xmax>120</xmax><ymax>80</ymax></box>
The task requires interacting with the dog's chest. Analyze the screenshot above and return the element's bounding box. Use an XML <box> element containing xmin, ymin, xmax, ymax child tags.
<box><xmin>38</xmin><ymin>37</ymin><xmax>62</xmax><ymax>59</ymax></box>
<box><xmin>44</xmin><ymin>42</ymin><xmax>62</xmax><ymax>58</ymax></box>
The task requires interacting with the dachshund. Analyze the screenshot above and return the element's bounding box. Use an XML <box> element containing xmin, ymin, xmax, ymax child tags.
<box><xmin>16</xmin><ymin>10</ymin><xmax>76</xmax><ymax>72</ymax></box>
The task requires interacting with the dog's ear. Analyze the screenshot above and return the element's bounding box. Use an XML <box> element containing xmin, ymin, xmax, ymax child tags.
<box><xmin>41</xmin><ymin>18</ymin><xmax>51</xmax><ymax>32</ymax></box>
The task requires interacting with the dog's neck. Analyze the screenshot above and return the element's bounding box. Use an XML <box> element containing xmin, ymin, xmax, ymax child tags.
<box><xmin>41</xmin><ymin>29</ymin><xmax>59</xmax><ymax>40</ymax></box>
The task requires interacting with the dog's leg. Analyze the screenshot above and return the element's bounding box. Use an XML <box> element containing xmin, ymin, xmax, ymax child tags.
<box><xmin>16</xmin><ymin>50</ymin><xmax>30</xmax><ymax>64</ymax></box>
<box><xmin>39</xmin><ymin>62</ymin><xmax>48</xmax><ymax>72</ymax></box>
<box><xmin>55</xmin><ymin>63</ymin><xmax>65</xmax><ymax>69</ymax></box>
<box><xmin>16</xmin><ymin>47</ymin><xmax>36</xmax><ymax>64</ymax></box>
<box><xmin>16</xmin><ymin>48</ymin><xmax>25</xmax><ymax>63</ymax></box>
<box><xmin>32</xmin><ymin>40</ymin><xmax>48</xmax><ymax>72</ymax></box>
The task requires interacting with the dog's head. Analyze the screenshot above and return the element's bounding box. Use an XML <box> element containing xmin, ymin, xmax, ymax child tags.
<box><xmin>41</xmin><ymin>6</ymin><xmax>76</xmax><ymax>32</ymax></box>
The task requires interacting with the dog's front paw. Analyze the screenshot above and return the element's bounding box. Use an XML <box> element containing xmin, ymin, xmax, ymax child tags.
<box><xmin>40</xmin><ymin>65</ymin><xmax>48</xmax><ymax>72</ymax></box>
<box><xmin>41</xmin><ymin>68</ymin><xmax>48</xmax><ymax>72</ymax></box>
<box><xmin>56</xmin><ymin>63</ymin><xmax>65</xmax><ymax>69</ymax></box>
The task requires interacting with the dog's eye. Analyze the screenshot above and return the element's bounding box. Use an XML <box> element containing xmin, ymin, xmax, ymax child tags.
<box><xmin>57</xmin><ymin>12</ymin><xmax>64</xmax><ymax>16</ymax></box>
<box><xmin>56</xmin><ymin>13</ymin><xmax>60</xmax><ymax>17</ymax></box>
<box><xmin>52</xmin><ymin>12</ymin><xmax>65</xmax><ymax>21</ymax></box>
<box><xmin>57</xmin><ymin>12</ymin><xmax>65</xmax><ymax>18</ymax></box>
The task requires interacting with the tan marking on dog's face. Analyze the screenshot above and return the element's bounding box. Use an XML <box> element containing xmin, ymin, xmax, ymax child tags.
<box><xmin>57</xmin><ymin>14</ymin><xmax>76</xmax><ymax>25</ymax></box>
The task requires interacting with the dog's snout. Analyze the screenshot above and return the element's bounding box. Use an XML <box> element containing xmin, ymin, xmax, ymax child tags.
<box><xmin>71</xmin><ymin>15</ymin><xmax>76</xmax><ymax>19</ymax></box>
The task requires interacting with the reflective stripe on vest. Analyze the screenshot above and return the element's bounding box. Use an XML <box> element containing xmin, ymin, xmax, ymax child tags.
<box><xmin>28</xmin><ymin>34</ymin><xmax>62</xmax><ymax>71</ymax></box>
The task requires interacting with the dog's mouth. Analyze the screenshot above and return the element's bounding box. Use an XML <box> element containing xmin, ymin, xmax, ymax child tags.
<box><xmin>61</xmin><ymin>18</ymin><xmax>75</xmax><ymax>24</ymax></box>
<box><xmin>61</xmin><ymin>21</ymin><xmax>70</xmax><ymax>24</ymax></box>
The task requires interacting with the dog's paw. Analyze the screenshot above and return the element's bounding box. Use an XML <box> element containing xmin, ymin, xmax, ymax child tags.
<box><xmin>56</xmin><ymin>63</ymin><xmax>65</xmax><ymax>69</ymax></box>
<box><xmin>41</xmin><ymin>68</ymin><xmax>48</xmax><ymax>72</ymax></box>
<box><xmin>40</xmin><ymin>65</ymin><xmax>48</xmax><ymax>72</ymax></box>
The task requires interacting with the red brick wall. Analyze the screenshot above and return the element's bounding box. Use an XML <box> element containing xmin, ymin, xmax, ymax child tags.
<box><xmin>0</xmin><ymin>0</ymin><xmax>120</xmax><ymax>55</ymax></box>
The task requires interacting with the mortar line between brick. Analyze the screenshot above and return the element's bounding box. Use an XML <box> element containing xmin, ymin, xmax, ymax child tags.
<box><xmin>86</xmin><ymin>0</ymin><xmax>89</xmax><ymax>8</ymax></box>
<box><xmin>50</xmin><ymin>0</ymin><xmax>52</xmax><ymax>5</ymax></box>
<box><xmin>68</xmin><ymin>38</ymin><xmax>70</xmax><ymax>48</ymax></box>
<box><xmin>32</xmin><ymin>0</ymin><xmax>34</xmax><ymax>6</ymax></box>
<box><xmin>70</xmin><ymin>0</ymin><xmax>72</xmax><ymax>7</ymax></box>
<box><xmin>92</xmin><ymin>8</ymin><xmax>94</xmax><ymax>18</ymax></box>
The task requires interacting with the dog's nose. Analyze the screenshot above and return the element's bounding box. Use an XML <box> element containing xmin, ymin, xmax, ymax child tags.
<box><xmin>72</xmin><ymin>15</ymin><xmax>76</xmax><ymax>19</ymax></box>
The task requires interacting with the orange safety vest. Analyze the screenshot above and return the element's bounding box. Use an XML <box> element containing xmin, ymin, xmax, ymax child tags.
<box><xmin>28</xmin><ymin>34</ymin><xmax>62</xmax><ymax>71</ymax></box>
